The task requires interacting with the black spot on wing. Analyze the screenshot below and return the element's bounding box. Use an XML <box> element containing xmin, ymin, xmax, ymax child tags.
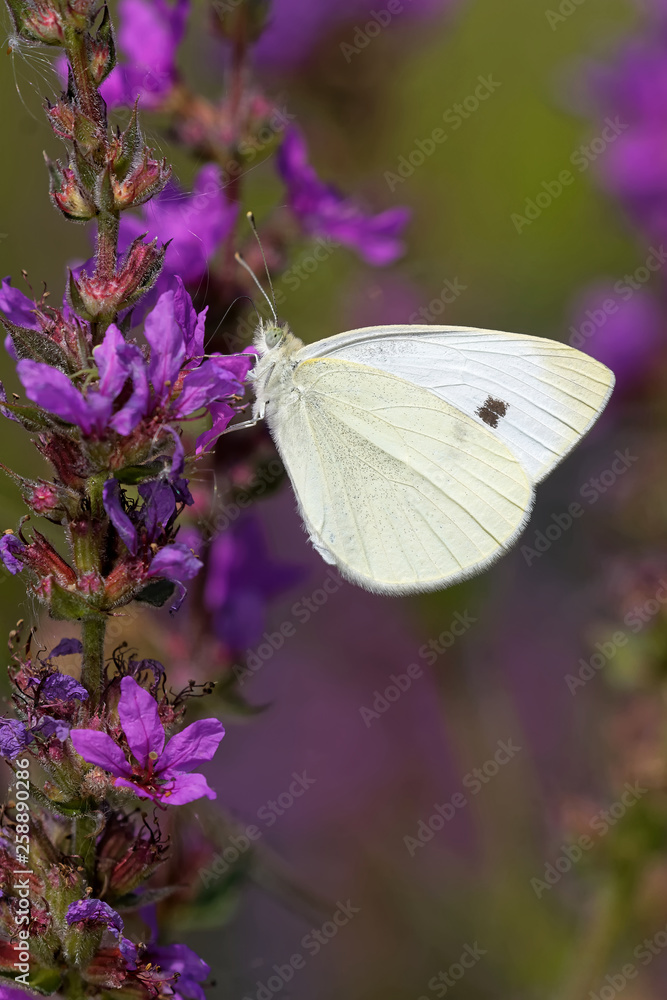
<box><xmin>476</xmin><ymin>396</ymin><xmax>509</xmax><ymax>429</ymax></box>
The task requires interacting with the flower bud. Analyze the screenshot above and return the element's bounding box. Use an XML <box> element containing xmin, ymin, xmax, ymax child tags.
<box><xmin>111</xmin><ymin>148</ymin><xmax>171</xmax><ymax>210</ymax></box>
<box><xmin>6</xmin><ymin>0</ymin><xmax>65</xmax><ymax>44</ymax></box>
<box><xmin>45</xmin><ymin>155</ymin><xmax>97</xmax><ymax>222</ymax></box>
<box><xmin>69</xmin><ymin>237</ymin><xmax>167</xmax><ymax>320</ymax></box>
<box><xmin>24</xmin><ymin>480</ymin><xmax>61</xmax><ymax>515</ymax></box>
<box><xmin>44</xmin><ymin>98</ymin><xmax>76</xmax><ymax>142</ymax></box>
<box><xmin>87</xmin><ymin>4</ymin><xmax>116</xmax><ymax>86</ymax></box>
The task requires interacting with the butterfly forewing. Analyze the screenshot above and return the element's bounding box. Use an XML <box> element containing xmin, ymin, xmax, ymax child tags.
<box><xmin>267</xmin><ymin>358</ymin><xmax>534</xmax><ymax>594</ymax></box>
<box><xmin>295</xmin><ymin>326</ymin><xmax>615</xmax><ymax>484</ymax></box>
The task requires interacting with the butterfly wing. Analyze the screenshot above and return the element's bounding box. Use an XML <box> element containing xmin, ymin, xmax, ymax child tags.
<box><xmin>295</xmin><ymin>326</ymin><xmax>615</xmax><ymax>484</ymax></box>
<box><xmin>266</xmin><ymin>357</ymin><xmax>533</xmax><ymax>594</ymax></box>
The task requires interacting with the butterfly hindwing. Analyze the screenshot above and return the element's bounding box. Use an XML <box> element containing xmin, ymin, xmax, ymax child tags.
<box><xmin>266</xmin><ymin>357</ymin><xmax>534</xmax><ymax>594</ymax></box>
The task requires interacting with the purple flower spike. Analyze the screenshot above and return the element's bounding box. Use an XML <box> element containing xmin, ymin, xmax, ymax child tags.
<box><xmin>41</xmin><ymin>672</ymin><xmax>88</xmax><ymax>703</ymax></box>
<box><xmin>0</xmin><ymin>718</ymin><xmax>32</xmax><ymax>760</ymax></box>
<box><xmin>71</xmin><ymin>676</ymin><xmax>224</xmax><ymax>805</ymax></box>
<box><xmin>277</xmin><ymin>127</ymin><xmax>411</xmax><ymax>265</ymax></box>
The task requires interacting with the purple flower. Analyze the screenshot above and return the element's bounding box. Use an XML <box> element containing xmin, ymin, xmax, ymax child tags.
<box><xmin>0</xmin><ymin>276</ymin><xmax>40</xmax><ymax>330</ymax></box>
<box><xmin>67</xmin><ymin>898</ymin><xmax>124</xmax><ymax>933</ymax></box>
<box><xmin>146</xmin><ymin>943</ymin><xmax>209</xmax><ymax>1000</ymax></box>
<box><xmin>41</xmin><ymin>672</ymin><xmax>88</xmax><ymax>703</ymax></box>
<box><xmin>589</xmin><ymin>15</ymin><xmax>667</xmax><ymax>242</ymax></box>
<box><xmin>49</xmin><ymin>637</ymin><xmax>83</xmax><ymax>657</ymax></box>
<box><xmin>118</xmin><ymin>165</ymin><xmax>237</xmax><ymax>301</ymax></box>
<box><xmin>570</xmin><ymin>282</ymin><xmax>664</xmax><ymax>390</ymax></box>
<box><xmin>66</xmin><ymin>898</ymin><xmax>137</xmax><ymax>966</ymax></box>
<box><xmin>204</xmin><ymin>514</ymin><xmax>304</xmax><ymax>650</ymax></box>
<box><xmin>146</xmin><ymin>544</ymin><xmax>203</xmax><ymax>584</ymax></box>
<box><xmin>0</xmin><ymin>718</ymin><xmax>32</xmax><ymax>759</ymax></box>
<box><xmin>0</xmin><ymin>533</ymin><xmax>25</xmax><ymax>575</ymax></box>
<box><xmin>13</xmin><ymin>286</ymin><xmax>251</xmax><ymax>453</ymax></box>
<box><xmin>100</xmin><ymin>0</ymin><xmax>188</xmax><ymax>110</ymax></box>
<box><xmin>36</xmin><ymin>716</ymin><xmax>71</xmax><ymax>741</ymax></box>
<box><xmin>277</xmin><ymin>127</ymin><xmax>410</xmax><ymax>265</ymax></box>
<box><xmin>16</xmin><ymin>323</ymin><xmax>144</xmax><ymax>437</ymax></box>
<box><xmin>70</xmin><ymin>676</ymin><xmax>224</xmax><ymax>804</ymax></box>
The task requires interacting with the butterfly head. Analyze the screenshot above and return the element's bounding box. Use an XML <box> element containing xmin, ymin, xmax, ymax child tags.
<box><xmin>254</xmin><ymin>319</ymin><xmax>297</xmax><ymax>356</ymax></box>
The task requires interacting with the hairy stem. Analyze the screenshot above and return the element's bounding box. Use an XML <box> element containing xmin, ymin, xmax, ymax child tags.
<box><xmin>81</xmin><ymin>616</ymin><xmax>106</xmax><ymax>709</ymax></box>
<box><xmin>95</xmin><ymin>210</ymin><xmax>120</xmax><ymax>283</ymax></box>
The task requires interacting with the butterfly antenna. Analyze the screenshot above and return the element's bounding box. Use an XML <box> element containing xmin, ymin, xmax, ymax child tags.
<box><xmin>234</xmin><ymin>251</ymin><xmax>278</xmax><ymax>325</ymax></box>
<box><xmin>246</xmin><ymin>211</ymin><xmax>278</xmax><ymax>319</ymax></box>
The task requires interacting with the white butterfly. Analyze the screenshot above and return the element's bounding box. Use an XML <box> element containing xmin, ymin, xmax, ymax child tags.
<box><xmin>246</xmin><ymin>320</ymin><xmax>614</xmax><ymax>595</ymax></box>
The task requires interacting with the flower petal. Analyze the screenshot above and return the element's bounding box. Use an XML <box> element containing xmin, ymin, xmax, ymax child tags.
<box><xmin>0</xmin><ymin>534</ymin><xmax>25</xmax><ymax>575</ymax></box>
<box><xmin>17</xmin><ymin>360</ymin><xmax>94</xmax><ymax>432</ymax></box>
<box><xmin>41</xmin><ymin>672</ymin><xmax>88</xmax><ymax>702</ymax></box>
<box><xmin>49</xmin><ymin>637</ymin><xmax>83</xmax><ymax>657</ymax></box>
<box><xmin>93</xmin><ymin>323</ymin><xmax>132</xmax><ymax>401</ymax></box>
<box><xmin>144</xmin><ymin>289</ymin><xmax>185</xmax><ymax>399</ymax></box>
<box><xmin>70</xmin><ymin>729</ymin><xmax>133</xmax><ymax>778</ymax></box>
<box><xmin>118</xmin><ymin>675</ymin><xmax>165</xmax><ymax>767</ymax></box>
<box><xmin>103</xmin><ymin>480</ymin><xmax>138</xmax><ymax>555</ymax></box>
<box><xmin>66</xmin><ymin>898</ymin><xmax>124</xmax><ymax>933</ymax></box>
<box><xmin>160</xmin><ymin>771</ymin><xmax>217</xmax><ymax>805</ymax></box>
<box><xmin>148</xmin><ymin>543</ymin><xmax>202</xmax><ymax>584</ymax></box>
<box><xmin>157</xmin><ymin>718</ymin><xmax>225</xmax><ymax>775</ymax></box>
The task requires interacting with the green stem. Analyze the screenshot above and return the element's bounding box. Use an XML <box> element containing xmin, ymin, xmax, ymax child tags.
<box><xmin>555</xmin><ymin>877</ymin><xmax>632</xmax><ymax>1000</ymax></box>
<box><xmin>80</xmin><ymin>616</ymin><xmax>106</xmax><ymax>709</ymax></box>
<box><xmin>95</xmin><ymin>210</ymin><xmax>120</xmax><ymax>283</ymax></box>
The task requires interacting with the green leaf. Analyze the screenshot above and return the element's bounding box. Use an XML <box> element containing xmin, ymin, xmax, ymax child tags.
<box><xmin>0</xmin><ymin>319</ymin><xmax>74</xmax><ymax>372</ymax></box>
<box><xmin>135</xmin><ymin>579</ymin><xmax>175</xmax><ymax>607</ymax></box>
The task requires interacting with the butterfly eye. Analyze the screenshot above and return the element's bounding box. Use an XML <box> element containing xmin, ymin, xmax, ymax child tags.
<box><xmin>265</xmin><ymin>325</ymin><xmax>284</xmax><ymax>349</ymax></box>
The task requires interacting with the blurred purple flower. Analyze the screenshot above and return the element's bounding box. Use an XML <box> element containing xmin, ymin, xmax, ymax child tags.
<box><xmin>591</xmin><ymin>16</ymin><xmax>667</xmax><ymax>240</ymax></box>
<box><xmin>119</xmin><ymin>165</ymin><xmax>237</xmax><ymax>299</ymax></box>
<box><xmin>277</xmin><ymin>127</ymin><xmax>410</xmax><ymax>265</ymax></box>
<box><xmin>570</xmin><ymin>282</ymin><xmax>664</xmax><ymax>389</ymax></box>
<box><xmin>100</xmin><ymin>0</ymin><xmax>188</xmax><ymax>109</ymax></box>
<box><xmin>254</xmin><ymin>0</ymin><xmax>456</xmax><ymax>70</ymax></box>
<box><xmin>146</xmin><ymin>943</ymin><xmax>209</xmax><ymax>1000</ymax></box>
<box><xmin>70</xmin><ymin>676</ymin><xmax>224</xmax><ymax>804</ymax></box>
<box><xmin>204</xmin><ymin>514</ymin><xmax>305</xmax><ymax>650</ymax></box>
